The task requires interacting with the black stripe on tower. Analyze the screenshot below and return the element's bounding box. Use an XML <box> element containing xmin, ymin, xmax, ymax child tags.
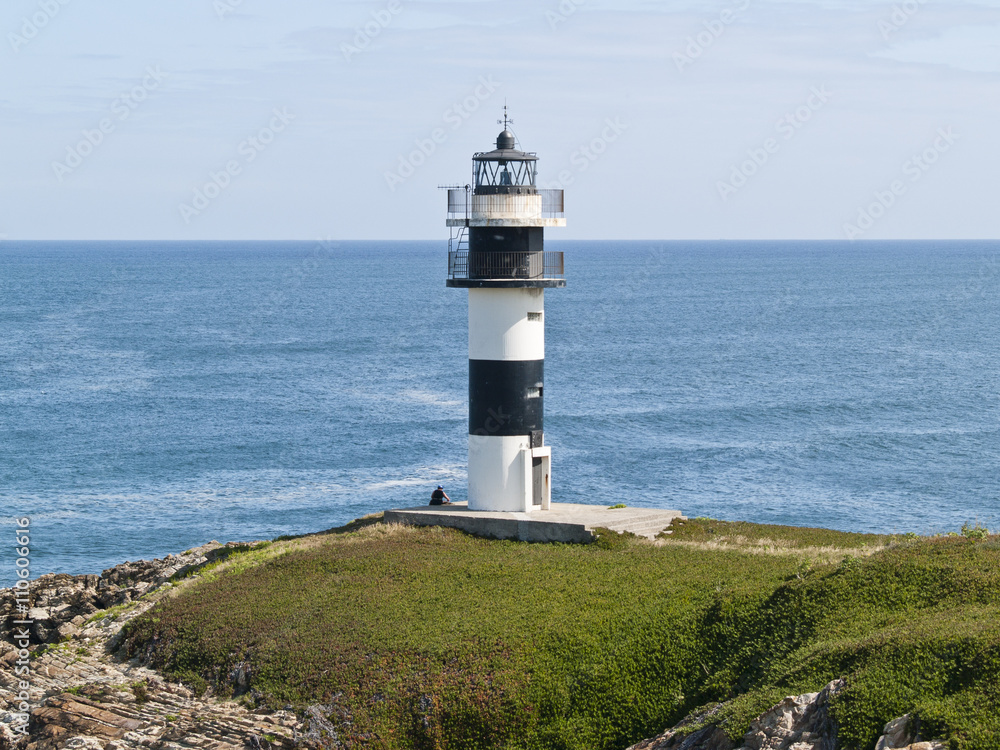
<box><xmin>468</xmin><ymin>228</ymin><xmax>546</xmax><ymax>281</ymax></box>
<box><xmin>469</xmin><ymin>359</ymin><xmax>543</xmax><ymax>437</ymax></box>
<box><xmin>469</xmin><ymin>227</ymin><xmax>544</xmax><ymax>254</ymax></box>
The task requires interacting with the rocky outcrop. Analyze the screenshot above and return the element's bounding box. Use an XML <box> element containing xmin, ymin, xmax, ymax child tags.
<box><xmin>0</xmin><ymin>541</ymin><xmax>261</xmax><ymax>650</ymax></box>
<box><xmin>0</xmin><ymin>542</ymin><xmax>321</xmax><ymax>750</ymax></box>
<box><xmin>628</xmin><ymin>680</ymin><xmax>945</xmax><ymax>750</ymax></box>
<box><xmin>627</xmin><ymin>703</ymin><xmax>736</xmax><ymax>750</ymax></box>
<box><xmin>875</xmin><ymin>714</ymin><xmax>946</xmax><ymax>750</ymax></box>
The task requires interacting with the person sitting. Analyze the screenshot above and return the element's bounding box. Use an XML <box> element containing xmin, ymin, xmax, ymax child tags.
<box><xmin>430</xmin><ymin>486</ymin><xmax>452</xmax><ymax>506</ymax></box>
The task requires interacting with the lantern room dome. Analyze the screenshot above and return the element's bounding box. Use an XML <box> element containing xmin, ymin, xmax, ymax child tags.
<box><xmin>497</xmin><ymin>129</ymin><xmax>516</xmax><ymax>150</ymax></box>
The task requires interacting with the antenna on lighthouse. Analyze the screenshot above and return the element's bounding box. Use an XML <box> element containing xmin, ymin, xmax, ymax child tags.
<box><xmin>498</xmin><ymin>102</ymin><xmax>519</xmax><ymax>149</ymax></box>
<box><xmin>498</xmin><ymin>101</ymin><xmax>514</xmax><ymax>130</ymax></box>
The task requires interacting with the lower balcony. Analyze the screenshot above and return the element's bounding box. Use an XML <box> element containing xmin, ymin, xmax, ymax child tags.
<box><xmin>447</xmin><ymin>251</ymin><xmax>566</xmax><ymax>289</ymax></box>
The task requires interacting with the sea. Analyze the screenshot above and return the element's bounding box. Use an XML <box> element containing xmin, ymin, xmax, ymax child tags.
<box><xmin>2</xmin><ymin>240</ymin><xmax>999</xmax><ymax>587</ymax></box>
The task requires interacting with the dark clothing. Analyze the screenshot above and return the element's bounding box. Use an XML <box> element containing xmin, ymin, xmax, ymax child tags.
<box><xmin>430</xmin><ymin>489</ymin><xmax>446</xmax><ymax>506</ymax></box>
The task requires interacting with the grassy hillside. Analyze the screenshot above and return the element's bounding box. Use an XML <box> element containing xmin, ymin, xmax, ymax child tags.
<box><xmin>122</xmin><ymin>517</ymin><xmax>1000</xmax><ymax>750</ymax></box>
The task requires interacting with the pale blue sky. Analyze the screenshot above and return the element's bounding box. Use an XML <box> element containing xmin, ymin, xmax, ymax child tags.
<box><xmin>1</xmin><ymin>0</ymin><xmax>998</xmax><ymax>240</ymax></box>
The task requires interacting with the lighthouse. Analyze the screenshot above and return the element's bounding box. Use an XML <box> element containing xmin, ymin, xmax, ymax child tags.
<box><xmin>445</xmin><ymin>114</ymin><xmax>566</xmax><ymax>513</ymax></box>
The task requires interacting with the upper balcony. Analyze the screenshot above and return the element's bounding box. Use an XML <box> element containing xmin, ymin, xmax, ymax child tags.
<box><xmin>447</xmin><ymin>188</ymin><xmax>565</xmax><ymax>228</ymax></box>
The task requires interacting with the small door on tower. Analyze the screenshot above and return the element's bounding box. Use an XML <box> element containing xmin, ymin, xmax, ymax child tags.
<box><xmin>532</xmin><ymin>456</ymin><xmax>544</xmax><ymax>506</ymax></box>
<box><xmin>530</xmin><ymin>448</ymin><xmax>551</xmax><ymax>510</ymax></box>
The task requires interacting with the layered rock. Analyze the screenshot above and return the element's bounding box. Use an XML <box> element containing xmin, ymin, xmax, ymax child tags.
<box><xmin>0</xmin><ymin>543</ymin><xmax>319</xmax><ymax>750</ymax></box>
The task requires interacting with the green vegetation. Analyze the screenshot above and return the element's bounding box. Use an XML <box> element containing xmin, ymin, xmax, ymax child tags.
<box><xmin>122</xmin><ymin>518</ymin><xmax>1000</xmax><ymax>750</ymax></box>
<box><xmin>131</xmin><ymin>681</ymin><xmax>149</xmax><ymax>704</ymax></box>
<box><xmin>169</xmin><ymin>541</ymin><xmax>273</xmax><ymax>582</ymax></box>
<box><xmin>86</xmin><ymin>601</ymin><xmax>139</xmax><ymax>624</ymax></box>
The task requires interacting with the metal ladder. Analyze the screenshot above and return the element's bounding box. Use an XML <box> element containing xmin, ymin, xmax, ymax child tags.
<box><xmin>448</xmin><ymin>225</ymin><xmax>469</xmax><ymax>255</ymax></box>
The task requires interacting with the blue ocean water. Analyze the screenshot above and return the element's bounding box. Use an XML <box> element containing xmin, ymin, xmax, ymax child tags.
<box><xmin>1</xmin><ymin>240</ymin><xmax>998</xmax><ymax>586</ymax></box>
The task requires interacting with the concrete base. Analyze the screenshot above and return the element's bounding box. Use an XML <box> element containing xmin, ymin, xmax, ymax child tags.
<box><xmin>383</xmin><ymin>503</ymin><xmax>686</xmax><ymax>544</ymax></box>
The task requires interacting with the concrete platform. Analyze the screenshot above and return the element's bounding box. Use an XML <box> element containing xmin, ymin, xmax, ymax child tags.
<box><xmin>383</xmin><ymin>503</ymin><xmax>686</xmax><ymax>544</ymax></box>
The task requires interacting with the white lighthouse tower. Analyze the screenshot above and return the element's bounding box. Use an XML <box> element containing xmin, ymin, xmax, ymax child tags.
<box><xmin>446</xmin><ymin>113</ymin><xmax>566</xmax><ymax>513</ymax></box>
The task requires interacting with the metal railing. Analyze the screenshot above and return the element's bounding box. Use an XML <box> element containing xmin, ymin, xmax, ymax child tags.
<box><xmin>449</xmin><ymin>251</ymin><xmax>564</xmax><ymax>281</ymax></box>
<box><xmin>539</xmin><ymin>189</ymin><xmax>564</xmax><ymax>218</ymax></box>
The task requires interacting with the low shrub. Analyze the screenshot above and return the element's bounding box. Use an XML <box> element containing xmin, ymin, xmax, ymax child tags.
<box><xmin>122</xmin><ymin>522</ymin><xmax>1000</xmax><ymax>749</ymax></box>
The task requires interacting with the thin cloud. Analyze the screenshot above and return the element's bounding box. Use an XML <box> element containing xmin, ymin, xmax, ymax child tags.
<box><xmin>875</xmin><ymin>24</ymin><xmax>1000</xmax><ymax>73</ymax></box>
